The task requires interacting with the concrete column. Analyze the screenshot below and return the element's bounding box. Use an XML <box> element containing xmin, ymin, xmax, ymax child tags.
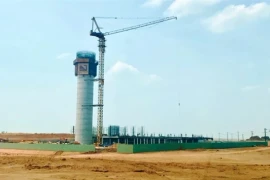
<box><xmin>158</xmin><ymin>139</ymin><xmax>160</xmax><ymax>144</ymax></box>
<box><xmin>144</xmin><ymin>138</ymin><xmax>145</xmax><ymax>144</ymax></box>
<box><xmin>140</xmin><ymin>138</ymin><xmax>141</xmax><ymax>144</ymax></box>
<box><xmin>118</xmin><ymin>138</ymin><xmax>120</xmax><ymax>143</ymax></box>
<box><xmin>134</xmin><ymin>138</ymin><xmax>135</xmax><ymax>144</ymax></box>
<box><xmin>164</xmin><ymin>139</ymin><xmax>166</xmax><ymax>144</ymax></box>
<box><xmin>137</xmin><ymin>138</ymin><xmax>138</xmax><ymax>144</ymax></box>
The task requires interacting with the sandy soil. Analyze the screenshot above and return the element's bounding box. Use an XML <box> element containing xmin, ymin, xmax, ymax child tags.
<box><xmin>0</xmin><ymin>147</ymin><xmax>270</xmax><ymax>180</ymax></box>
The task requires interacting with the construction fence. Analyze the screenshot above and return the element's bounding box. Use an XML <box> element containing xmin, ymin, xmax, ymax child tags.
<box><xmin>117</xmin><ymin>141</ymin><xmax>268</xmax><ymax>154</ymax></box>
<box><xmin>0</xmin><ymin>143</ymin><xmax>95</xmax><ymax>152</ymax></box>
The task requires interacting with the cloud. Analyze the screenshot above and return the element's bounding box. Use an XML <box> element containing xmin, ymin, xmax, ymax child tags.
<box><xmin>149</xmin><ymin>74</ymin><xmax>162</xmax><ymax>81</ymax></box>
<box><xmin>56</xmin><ymin>53</ymin><xmax>71</xmax><ymax>59</ymax></box>
<box><xmin>164</xmin><ymin>0</ymin><xmax>221</xmax><ymax>17</ymax></box>
<box><xmin>106</xmin><ymin>61</ymin><xmax>162</xmax><ymax>82</ymax></box>
<box><xmin>142</xmin><ymin>0</ymin><xmax>166</xmax><ymax>8</ymax></box>
<box><xmin>202</xmin><ymin>2</ymin><xmax>270</xmax><ymax>33</ymax></box>
<box><xmin>242</xmin><ymin>85</ymin><xmax>260</xmax><ymax>92</ymax></box>
<box><xmin>107</xmin><ymin>61</ymin><xmax>139</xmax><ymax>74</ymax></box>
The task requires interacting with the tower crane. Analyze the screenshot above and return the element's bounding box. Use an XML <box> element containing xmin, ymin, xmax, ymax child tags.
<box><xmin>90</xmin><ymin>16</ymin><xmax>177</xmax><ymax>145</ymax></box>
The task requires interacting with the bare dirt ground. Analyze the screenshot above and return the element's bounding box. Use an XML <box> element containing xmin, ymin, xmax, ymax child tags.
<box><xmin>0</xmin><ymin>133</ymin><xmax>74</xmax><ymax>142</ymax></box>
<box><xmin>0</xmin><ymin>147</ymin><xmax>270</xmax><ymax>180</ymax></box>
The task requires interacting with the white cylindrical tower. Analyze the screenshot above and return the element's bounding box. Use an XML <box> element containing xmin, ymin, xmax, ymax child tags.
<box><xmin>74</xmin><ymin>51</ymin><xmax>98</xmax><ymax>144</ymax></box>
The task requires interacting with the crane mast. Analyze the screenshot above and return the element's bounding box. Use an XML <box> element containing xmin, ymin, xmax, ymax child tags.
<box><xmin>97</xmin><ymin>38</ymin><xmax>105</xmax><ymax>146</ymax></box>
<box><xmin>90</xmin><ymin>16</ymin><xmax>177</xmax><ymax>145</ymax></box>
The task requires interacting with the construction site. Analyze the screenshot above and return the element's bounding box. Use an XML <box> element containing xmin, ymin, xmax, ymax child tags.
<box><xmin>1</xmin><ymin>9</ymin><xmax>270</xmax><ymax>180</ymax></box>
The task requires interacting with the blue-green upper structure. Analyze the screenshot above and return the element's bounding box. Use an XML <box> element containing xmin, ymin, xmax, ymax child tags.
<box><xmin>76</xmin><ymin>51</ymin><xmax>96</xmax><ymax>59</ymax></box>
<box><xmin>73</xmin><ymin>51</ymin><xmax>98</xmax><ymax>77</ymax></box>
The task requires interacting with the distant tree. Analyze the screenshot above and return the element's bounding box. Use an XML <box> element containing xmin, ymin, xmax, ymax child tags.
<box><xmin>261</xmin><ymin>136</ymin><xmax>270</xmax><ymax>141</ymax></box>
<box><xmin>249</xmin><ymin>136</ymin><xmax>261</xmax><ymax>141</ymax></box>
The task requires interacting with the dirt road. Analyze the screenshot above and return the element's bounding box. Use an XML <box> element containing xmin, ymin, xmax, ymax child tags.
<box><xmin>0</xmin><ymin>147</ymin><xmax>270</xmax><ymax>180</ymax></box>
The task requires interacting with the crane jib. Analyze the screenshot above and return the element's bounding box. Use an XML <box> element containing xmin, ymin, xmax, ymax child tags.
<box><xmin>103</xmin><ymin>16</ymin><xmax>177</xmax><ymax>36</ymax></box>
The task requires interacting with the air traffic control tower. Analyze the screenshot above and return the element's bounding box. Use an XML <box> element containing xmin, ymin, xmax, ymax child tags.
<box><xmin>73</xmin><ymin>51</ymin><xmax>98</xmax><ymax>144</ymax></box>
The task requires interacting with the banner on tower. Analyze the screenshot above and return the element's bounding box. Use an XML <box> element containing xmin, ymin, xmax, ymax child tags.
<box><xmin>78</xmin><ymin>63</ymin><xmax>89</xmax><ymax>75</ymax></box>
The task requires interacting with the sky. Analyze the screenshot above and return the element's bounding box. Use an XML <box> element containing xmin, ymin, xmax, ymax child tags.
<box><xmin>0</xmin><ymin>0</ymin><xmax>270</xmax><ymax>139</ymax></box>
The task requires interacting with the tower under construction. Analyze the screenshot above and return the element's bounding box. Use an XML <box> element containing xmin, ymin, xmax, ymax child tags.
<box><xmin>73</xmin><ymin>51</ymin><xmax>98</xmax><ymax>144</ymax></box>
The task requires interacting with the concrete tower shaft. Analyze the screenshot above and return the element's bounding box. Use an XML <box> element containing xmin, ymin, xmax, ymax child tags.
<box><xmin>73</xmin><ymin>51</ymin><xmax>98</xmax><ymax>144</ymax></box>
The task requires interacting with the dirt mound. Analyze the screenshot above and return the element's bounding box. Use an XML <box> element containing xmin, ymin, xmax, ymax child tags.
<box><xmin>102</xmin><ymin>148</ymin><xmax>116</xmax><ymax>153</ymax></box>
<box><xmin>54</xmin><ymin>151</ymin><xmax>64</xmax><ymax>155</ymax></box>
<box><xmin>81</xmin><ymin>151</ymin><xmax>98</xmax><ymax>154</ymax></box>
<box><xmin>25</xmin><ymin>164</ymin><xmax>51</xmax><ymax>170</ymax></box>
<box><xmin>24</xmin><ymin>164</ymin><xmax>72</xmax><ymax>170</ymax></box>
<box><xmin>92</xmin><ymin>168</ymin><xmax>109</xmax><ymax>172</ymax></box>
